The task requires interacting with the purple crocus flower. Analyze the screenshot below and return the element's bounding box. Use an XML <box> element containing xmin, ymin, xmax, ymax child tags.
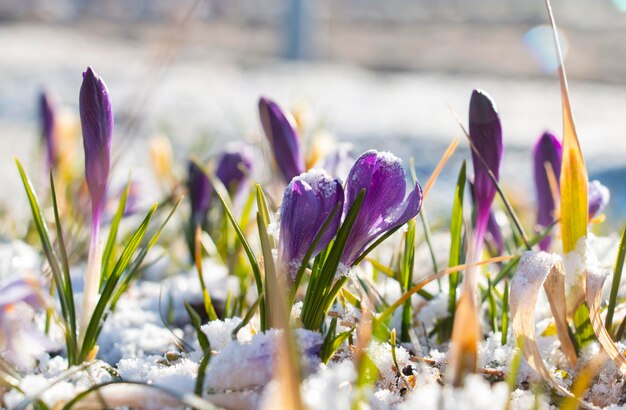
<box><xmin>215</xmin><ymin>146</ymin><xmax>253</xmax><ymax>197</ymax></box>
<box><xmin>340</xmin><ymin>150</ymin><xmax>423</xmax><ymax>266</ymax></box>
<box><xmin>188</xmin><ymin>160</ymin><xmax>213</xmax><ymax>227</ymax></box>
<box><xmin>532</xmin><ymin>131</ymin><xmax>562</xmax><ymax>251</ymax></box>
<box><xmin>588</xmin><ymin>180</ymin><xmax>610</xmax><ymax>219</ymax></box>
<box><xmin>278</xmin><ymin>169</ymin><xmax>344</xmax><ymax>280</ymax></box>
<box><xmin>469</xmin><ymin>89</ymin><xmax>503</xmax><ymax>251</ymax></box>
<box><xmin>79</xmin><ymin>67</ymin><xmax>113</xmax><ymax>333</ymax></box>
<box><xmin>258</xmin><ymin>97</ymin><xmax>305</xmax><ymax>183</ymax></box>
<box><xmin>80</xmin><ymin>67</ymin><xmax>113</xmax><ymax>227</ymax></box>
<box><xmin>39</xmin><ymin>90</ymin><xmax>57</xmax><ymax>170</ymax></box>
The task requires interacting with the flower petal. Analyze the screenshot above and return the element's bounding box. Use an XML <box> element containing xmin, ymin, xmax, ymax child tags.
<box><xmin>187</xmin><ymin>160</ymin><xmax>213</xmax><ymax>226</ymax></box>
<box><xmin>469</xmin><ymin>89</ymin><xmax>503</xmax><ymax>245</ymax></box>
<box><xmin>532</xmin><ymin>131</ymin><xmax>562</xmax><ymax>251</ymax></box>
<box><xmin>79</xmin><ymin>67</ymin><xmax>113</xmax><ymax>218</ymax></box>
<box><xmin>258</xmin><ymin>97</ymin><xmax>305</xmax><ymax>183</ymax></box>
<box><xmin>588</xmin><ymin>180</ymin><xmax>610</xmax><ymax>219</ymax></box>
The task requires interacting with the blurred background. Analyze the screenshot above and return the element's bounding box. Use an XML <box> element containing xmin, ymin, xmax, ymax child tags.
<box><xmin>1</xmin><ymin>0</ymin><xmax>626</xmax><ymax>222</ymax></box>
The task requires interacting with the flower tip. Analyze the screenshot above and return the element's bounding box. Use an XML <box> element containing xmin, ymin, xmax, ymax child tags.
<box><xmin>469</xmin><ymin>89</ymin><xmax>499</xmax><ymax>124</ymax></box>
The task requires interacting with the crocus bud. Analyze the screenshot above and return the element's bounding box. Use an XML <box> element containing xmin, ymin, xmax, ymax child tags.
<box><xmin>258</xmin><ymin>97</ymin><xmax>305</xmax><ymax>183</ymax></box>
<box><xmin>278</xmin><ymin>169</ymin><xmax>344</xmax><ymax>281</ymax></box>
<box><xmin>79</xmin><ymin>67</ymin><xmax>113</xmax><ymax>337</ymax></box>
<box><xmin>469</xmin><ymin>89</ymin><xmax>503</xmax><ymax>250</ymax></box>
<box><xmin>340</xmin><ymin>150</ymin><xmax>423</xmax><ymax>266</ymax></box>
<box><xmin>39</xmin><ymin>90</ymin><xmax>57</xmax><ymax>170</ymax></box>
<box><xmin>215</xmin><ymin>146</ymin><xmax>253</xmax><ymax>197</ymax></box>
<box><xmin>532</xmin><ymin>131</ymin><xmax>562</xmax><ymax>251</ymax></box>
<box><xmin>588</xmin><ymin>180</ymin><xmax>610</xmax><ymax>219</ymax></box>
<box><xmin>80</xmin><ymin>67</ymin><xmax>113</xmax><ymax>222</ymax></box>
<box><xmin>188</xmin><ymin>160</ymin><xmax>213</xmax><ymax>227</ymax></box>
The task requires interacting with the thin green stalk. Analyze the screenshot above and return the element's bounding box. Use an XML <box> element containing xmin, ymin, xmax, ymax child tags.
<box><xmin>400</xmin><ymin>219</ymin><xmax>416</xmax><ymax>342</ymax></box>
<box><xmin>606</xmin><ymin>226</ymin><xmax>626</xmax><ymax>334</ymax></box>
<box><xmin>501</xmin><ymin>280</ymin><xmax>509</xmax><ymax>345</ymax></box>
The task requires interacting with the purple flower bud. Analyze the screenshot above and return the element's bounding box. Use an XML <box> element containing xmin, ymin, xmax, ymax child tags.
<box><xmin>258</xmin><ymin>97</ymin><xmax>305</xmax><ymax>183</ymax></box>
<box><xmin>469</xmin><ymin>89</ymin><xmax>503</xmax><ymax>248</ymax></box>
<box><xmin>532</xmin><ymin>131</ymin><xmax>562</xmax><ymax>251</ymax></box>
<box><xmin>188</xmin><ymin>160</ymin><xmax>213</xmax><ymax>227</ymax></box>
<box><xmin>279</xmin><ymin>169</ymin><xmax>344</xmax><ymax>280</ymax></box>
<box><xmin>588</xmin><ymin>180</ymin><xmax>610</xmax><ymax>219</ymax></box>
<box><xmin>340</xmin><ymin>150</ymin><xmax>423</xmax><ymax>266</ymax></box>
<box><xmin>215</xmin><ymin>145</ymin><xmax>253</xmax><ymax>197</ymax></box>
<box><xmin>79</xmin><ymin>67</ymin><xmax>113</xmax><ymax>225</ymax></box>
<box><xmin>39</xmin><ymin>90</ymin><xmax>57</xmax><ymax>170</ymax></box>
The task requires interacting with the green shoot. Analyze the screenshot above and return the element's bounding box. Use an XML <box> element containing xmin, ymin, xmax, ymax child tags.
<box><xmin>606</xmin><ymin>226</ymin><xmax>626</xmax><ymax>335</ymax></box>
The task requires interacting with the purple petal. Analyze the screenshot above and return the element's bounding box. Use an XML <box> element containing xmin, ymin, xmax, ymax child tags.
<box><xmin>0</xmin><ymin>276</ymin><xmax>44</xmax><ymax>311</ymax></box>
<box><xmin>79</xmin><ymin>67</ymin><xmax>113</xmax><ymax>222</ymax></box>
<box><xmin>588</xmin><ymin>180</ymin><xmax>610</xmax><ymax>219</ymax></box>
<box><xmin>188</xmin><ymin>160</ymin><xmax>213</xmax><ymax>226</ymax></box>
<box><xmin>532</xmin><ymin>131</ymin><xmax>562</xmax><ymax>251</ymax></box>
<box><xmin>40</xmin><ymin>90</ymin><xmax>57</xmax><ymax>170</ymax></box>
<box><xmin>341</xmin><ymin>150</ymin><xmax>422</xmax><ymax>265</ymax></box>
<box><xmin>215</xmin><ymin>145</ymin><xmax>253</xmax><ymax>197</ymax></box>
<box><xmin>469</xmin><ymin>89</ymin><xmax>503</xmax><ymax>247</ymax></box>
<box><xmin>278</xmin><ymin>170</ymin><xmax>344</xmax><ymax>279</ymax></box>
<box><xmin>258</xmin><ymin>97</ymin><xmax>305</xmax><ymax>183</ymax></box>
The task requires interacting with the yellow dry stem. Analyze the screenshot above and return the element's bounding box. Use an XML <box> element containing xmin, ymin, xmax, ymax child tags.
<box><xmin>545</xmin><ymin>0</ymin><xmax>588</xmax><ymax>253</ymax></box>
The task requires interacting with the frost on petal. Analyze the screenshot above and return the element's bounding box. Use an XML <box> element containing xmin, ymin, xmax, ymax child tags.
<box><xmin>278</xmin><ymin>170</ymin><xmax>344</xmax><ymax>280</ymax></box>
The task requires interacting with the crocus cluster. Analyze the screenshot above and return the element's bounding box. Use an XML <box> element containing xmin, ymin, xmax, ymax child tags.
<box><xmin>276</xmin><ymin>150</ymin><xmax>423</xmax><ymax>280</ymax></box>
<box><xmin>79</xmin><ymin>67</ymin><xmax>113</xmax><ymax>333</ymax></box>
<box><xmin>259</xmin><ymin>97</ymin><xmax>305</xmax><ymax>183</ymax></box>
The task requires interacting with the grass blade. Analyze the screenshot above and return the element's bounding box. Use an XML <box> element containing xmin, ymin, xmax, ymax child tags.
<box><xmin>215</xmin><ymin>191</ymin><xmax>264</xmax><ymax>326</ymax></box>
<box><xmin>16</xmin><ymin>159</ymin><xmax>77</xmax><ymax>362</ymax></box>
<box><xmin>606</xmin><ymin>226</ymin><xmax>626</xmax><ymax>334</ymax></box>
<box><xmin>101</xmin><ymin>178</ymin><xmax>130</xmax><ymax>284</ymax></box>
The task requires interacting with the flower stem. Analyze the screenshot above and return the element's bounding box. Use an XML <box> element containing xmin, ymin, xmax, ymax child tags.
<box><xmin>80</xmin><ymin>203</ymin><xmax>102</xmax><ymax>345</ymax></box>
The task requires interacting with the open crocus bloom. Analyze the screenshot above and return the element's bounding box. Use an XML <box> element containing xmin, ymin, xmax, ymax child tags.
<box><xmin>0</xmin><ymin>275</ymin><xmax>50</xmax><ymax>368</ymax></box>
<box><xmin>278</xmin><ymin>169</ymin><xmax>344</xmax><ymax>281</ymax></box>
<box><xmin>340</xmin><ymin>150</ymin><xmax>423</xmax><ymax>266</ymax></box>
